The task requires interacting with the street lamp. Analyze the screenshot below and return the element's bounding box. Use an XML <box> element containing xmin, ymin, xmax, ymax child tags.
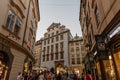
<box><xmin>84</xmin><ymin>43</ymin><xmax>93</xmax><ymax>73</ymax></box>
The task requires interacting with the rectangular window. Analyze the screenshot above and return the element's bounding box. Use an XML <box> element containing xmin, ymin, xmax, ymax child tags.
<box><xmin>48</xmin><ymin>34</ymin><xmax>50</xmax><ymax>37</ymax></box>
<box><xmin>60</xmin><ymin>34</ymin><xmax>63</xmax><ymax>40</ymax></box>
<box><xmin>76</xmin><ymin>42</ymin><xmax>79</xmax><ymax>46</ymax></box>
<box><xmin>76</xmin><ymin>47</ymin><xmax>80</xmax><ymax>54</ymax></box>
<box><xmin>56</xmin><ymin>31</ymin><xmax>59</xmax><ymax>34</ymax></box>
<box><xmin>72</xmin><ymin>58</ymin><xmax>75</xmax><ymax>64</ymax></box>
<box><xmin>43</xmin><ymin>55</ymin><xmax>45</xmax><ymax>61</ymax></box>
<box><xmin>6</xmin><ymin>10</ymin><xmax>21</xmax><ymax>36</ymax></box>
<box><xmin>77</xmin><ymin>58</ymin><xmax>80</xmax><ymax>64</ymax></box>
<box><xmin>47</xmin><ymin>54</ymin><xmax>49</xmax><ymax>61</ymax></box>
<box><xmin>71</xmin><ymin>43</ymin><xmax>74</xmax><ymax>46</ymax></box>
<box><xmin>71</xmin><ymin>48</ymin><xmax>74</xmax><ymax>53</ymax></box>
<box><xmin>48</xmin><ymin>39</ymin><xmax>50</xmax><ymax>44</ymax></box>
<box><xmin>56</xmin><ymin>43</ymin><xmax>58</xmax><ymax>52</ymax></box>
<box><xmin>47</xmin><ymin>46</ymin><xmax>49</xmax><ymax>54</ymax></box>
<box><xmin>51</xmin><ymin>45</ymin><xmax>53</xmax><ymax>53</ymax></box>
<box><xmin>44</xmin><ymin>40</ymin><xmax>46</xmax><ymax>45</ymax></box>
<box><xmin>6</xmin><ymin>10</ymin><xmax>15</xmax><ymax>31</ymax></box>
<box><xmin>14</xmin><ymin>18</ymin><xmax>21</xmax><ymax>35</ymax></box>
<box><xmin>52</xmin><ymin>33</ymin><xmax>54</xmax><ymax>36</ymax></box>
<box><xmin>44</xmin><ymin>47</ymin><xmax>46</xmax><ymax>53</ymax></box>
<box><xmin>51</xmin><ymin>54</ymin><xmax>54</xmax><ymax>60</ymax></box>
<box><xmin>60</xmin><ymin>52</ymin><xmax>64</xmax><ymax>59</ymax></box>
<box><xmin>55</xmin><ymin>53</ymin><xmax>58</xmax><ymax>60</ymax></box>
<box><xmin>51</xmin><ymin>38</ymin><xmax>54</xmax><ymax>43</ymax></box>
<box><xmin>27</xmin><ymin>33</ymin><xmax>32</xmax><ymax>48</ymax></box>
<box><xmin>81</xmin><ymin>45</ymin><xmax>84</xmax><ymax>50</ymax></box>
<box><xmin>95</xmin><ymin>6</ymin><xmax>100</xmax><ymax>26</ymax></box>
<box><xmin>60</xmin><ymin>42</ymin><xmax>64</xmax><ymax>51</ymax></box>
<box><xmin>56</xmin><ymin>36</ymin><xmax>59</xmax><ymax>41</ymax></box>
<box><xmin>30</xmin><ymin>38</ymin><xmax>34</xmax><ymax>51</ymax></box>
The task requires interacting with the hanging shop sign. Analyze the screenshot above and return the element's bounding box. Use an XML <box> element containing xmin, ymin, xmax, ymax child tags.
<box><xmin>95</xmin><ymin>35</ymin><xmax>108</xmax><ymax>60</ymax></box>
<box><xmin>95</xmin><ymin>35</ymin><xmax>106</xmax><ymax>52</ymax></box>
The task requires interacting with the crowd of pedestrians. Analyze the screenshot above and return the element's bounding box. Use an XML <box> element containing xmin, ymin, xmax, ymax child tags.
<box><xmin>41</xmin><ymin>71</ymin><xmax>66</xmax><ymax>80</ymax></box>
<box><xmin>17</xmin><ymin>70</ymin><xmax>95</xmax><ymax>80</ymax></box>
<box><xmin>17</xmin><ymin>71</ymin><xmax>40</xmax><ymax>80</ymax></box>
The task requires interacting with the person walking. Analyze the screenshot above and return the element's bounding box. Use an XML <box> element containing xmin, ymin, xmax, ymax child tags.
<box><xmin>39</xmin><ymin>73</ymin><xmax>44</xmax><ymax>80</ymax></box>
<box><xmin>56</xmin><ymin>73</ymin><xmax>62</xmax><ymax>80</ymax></box>
<box><xmin>73</xmin><ymin>74</ymin><xmax>78</xmax><ymax>80</ymax></box>
<box><xmin>17</xmin><ymin>72</ymin><xmax>23</xmax><ymax>80</ymax></box>
<box><xmin>85</xmin><ymin>70</ymin><xmax>95</xmax><ymax>80</ymax></box>
<box><xmin>81</xmin><ymin>73</ymin><xmax>85</xmax><ymax>80</ymax></box>
<box><xmin>23</xmin><ymin>73</ymin><xmax>28</xmax><ymax>80</ymax></box>
<box><xmin>47</xmin><ymin>71</ymin><xmax>52</xmax><ymax>80</ymax></box>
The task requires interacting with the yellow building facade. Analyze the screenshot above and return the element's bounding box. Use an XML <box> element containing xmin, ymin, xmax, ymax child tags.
<box><xmin>33</xmin><ymin>40</ymin><xmax>42</xmax><ymax>69</ymax></box>
<box><xmin>69</xmin><ymin>35</ymin><xmax>86</xmax><ymax>77</ymax></box>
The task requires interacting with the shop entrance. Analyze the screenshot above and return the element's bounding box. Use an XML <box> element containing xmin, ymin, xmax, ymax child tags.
<box><xmin>55</xmin><ymin>61</ymin><xmax>64</xmax><ymax>74</ymax></box>
<box><xmin>0</xmin><ymin>51</ymin><xmax>9</xmax><ymax>80</ymax></box>
<box><xmin>56</xmin><ymin>63</ymin><xmax>63</xmax><ymax>74</ymax></box>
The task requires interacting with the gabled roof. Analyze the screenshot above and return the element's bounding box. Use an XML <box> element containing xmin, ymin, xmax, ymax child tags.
<box><xmin>47</xmin><ymin>22</ymin><xmax>61</xmax><ymax>31</ymax></box>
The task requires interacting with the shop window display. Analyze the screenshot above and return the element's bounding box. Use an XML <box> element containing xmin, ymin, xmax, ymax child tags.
<box><xmin>114</xmin><ymin>51</ymin><xmax>120</xmax><ymax>79</ymax></box>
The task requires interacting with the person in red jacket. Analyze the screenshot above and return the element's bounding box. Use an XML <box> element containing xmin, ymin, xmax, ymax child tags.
<box><xmin>85</xmin><ymin>70</ymin><xmax>95</xmax><ymax>80</ymax></box>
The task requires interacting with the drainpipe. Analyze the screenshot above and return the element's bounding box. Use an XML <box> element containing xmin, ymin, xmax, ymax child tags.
<box><xmin>22</xmin><ymin>0</ymin><xmax>31</xmax><ymax>46</ymax></box>
<box><xmin>22</xmin><ymin>0</ymin><xmax>31</xmax><ymax>73</ymax></box>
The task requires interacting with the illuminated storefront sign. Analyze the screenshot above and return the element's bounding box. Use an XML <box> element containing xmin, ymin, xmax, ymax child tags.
<box><xmin>108</xmin><ymin>22</ymin><xmax>120</xmax><ymax>38</ymax></box>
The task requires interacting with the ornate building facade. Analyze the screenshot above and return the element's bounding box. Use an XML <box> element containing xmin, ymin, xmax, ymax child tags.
<box><xmin>80</xmin><ymin>0</ymin><xmax>120</xmax><ymax>79</ymax></box>
<box><xmin>40</xmin><ymin>23</ymin><xmax>73</xmax><ymax>74</ymax></box>
<box><xmin>0</xmin><ymin>0</ymin><xmax>40</xmax><ymax>79</ymax></box>
<box><xmin>69</xmin><ymin>35</ymin><xmax>85</xmax><ymax>77</ymax></box>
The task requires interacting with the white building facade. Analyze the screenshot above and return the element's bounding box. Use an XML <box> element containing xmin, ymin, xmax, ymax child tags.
<box><xmin>40</xmin><ymin>23</ymin><xmax>73</xmax><ymax>73</ymax></box>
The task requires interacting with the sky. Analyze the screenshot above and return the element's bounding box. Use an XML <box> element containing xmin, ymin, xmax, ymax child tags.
<box><xmin>36</xmin><ymin>0</ymin><xmax>82</xmax><ymax>41</ymax></box>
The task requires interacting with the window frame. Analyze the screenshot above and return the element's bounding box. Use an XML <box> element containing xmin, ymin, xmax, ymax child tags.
<box><xmin>6</xmin><ymin>10</ymin><xmax>22</xmax><ymax>36</ymax></box>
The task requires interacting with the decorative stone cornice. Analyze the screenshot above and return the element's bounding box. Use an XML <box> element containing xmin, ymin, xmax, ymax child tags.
<box><xmin>9</xmin><ymin>0</ymin><xmax>25</xmax><ymax>18</ymax></box>
<box><xmin>0</xmin><ymin>33</ymin><xmax>34</xmax><ymax>60</ymax></box>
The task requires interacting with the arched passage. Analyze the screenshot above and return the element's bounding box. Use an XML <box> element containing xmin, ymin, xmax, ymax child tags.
<box><xmin>0</xmin><ymin>51</ymin><xmax>9</xmax><ymax>79</ymax></box>
<box><xmin>0</xmin><ymin>43</ymin><xmax>14</xmax><ymax>80</ymax></box>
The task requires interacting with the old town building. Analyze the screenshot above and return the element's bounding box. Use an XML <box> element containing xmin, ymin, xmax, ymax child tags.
<box><xmin>69</xmin><ymin>35</ymin><xmax>85</xmax><ymax>77</ymax></box>
<box><xmin>33</xmin><ymin>40</ymin><xmax>42</xmax><ymax>69</ymax></box>
<box><xmin>80</xmin><ymin>0</ymin><xmax>120</xmax><ymax>79</ymax></box>
<box><xmin>40</xmin><ymin>23</ymin><xmax>73</xmax><ymax>74</ymax></box>
<box><xmin>0</xmin><ymin>0</ymin><xmax>40</xmax><ymax>79</ymax></box>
